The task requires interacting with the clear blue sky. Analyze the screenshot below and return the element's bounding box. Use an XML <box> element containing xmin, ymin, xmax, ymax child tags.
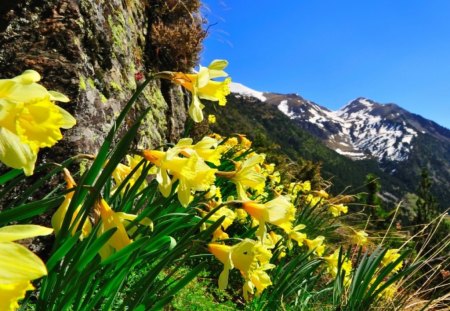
<box><xmin>201</xmin><ymin>0</ymin><xmax>450</xmax><ymax>128</ymax></box>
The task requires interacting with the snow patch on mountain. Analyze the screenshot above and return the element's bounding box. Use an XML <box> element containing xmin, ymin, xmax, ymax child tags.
<box><xmin>230</xmin><ymin>82</ymin><xmax>266</xmax><ymax>102</ymax></box>
<box><xmin>278</xmin><ymin>100</ymin><xmax>295</xmax><ymax>118</ymax></box>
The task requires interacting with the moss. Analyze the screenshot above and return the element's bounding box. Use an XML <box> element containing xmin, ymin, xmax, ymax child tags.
<box><xmin>109</xmin><ymin>81</ymin><xmax>123</xmax><ymax>92</ymax></box>
<box><xmin>107</xmin><ymin>15</ymin><xmax>126</xmax><ymax>52</ymax></box>
<box><xmin>100</xmin><ymin>93</ymin><xmax>108</xmax><ymax>103</ymax></box>
<box><xmin>79</xmin><ymin>75</ymin><xmax>87</xmax><ymax>91</ymax></box>
<box><xmin>87</xmin><ymin>78</ymin><xmax>95</xmax><ymax>89</ymax></box>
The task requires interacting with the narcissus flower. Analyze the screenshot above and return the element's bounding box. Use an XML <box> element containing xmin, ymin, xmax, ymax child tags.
<box><xmin>169</xmin><ymin>60</ymin><xmax>231</xmax><ymax>123</ymax></box>
<box><xmin>208</xmin><ymin>114</ymin><xmax>216</xmax><ymax>124</ymax></box>
<box><xmin>0</xmin><ymin>224</ymin><xmax>53</xmax><ymax>311</ymax></box>
<box><xmin>0</xmin><ymin>70</ymin><xmax>76</xmax><ymax>175</ymax></box>
<box><xmin>143</xmin><ymin>148</ymin><xmax>217</xmax><ymax>207</ymax></box>
<box><xmin>287</xmin><ymin>224</ymin><xmax>308</xmax><ymax>249</ymax></box>
<box><xmin>202</xmin><ymin>205</ymin><xmax>236</xmax><ymax>241</ymax></box>
<box><xmin>112</xmin><ymin>155</ymin><xmax>148</xmax><ymax>193</ymax></box>
<box><xmin>305</xmin><ymin>236</ymin><xmax>326</xmax><ymax>256</ymax></box>
<box><xmin>229</xmin><ymin>154</ymin><xmax>266</xmax><ymax>201</ymax></box>
<box><xmin>174</xmin><ymin>137</ymin><xmax>223</xmax><ymax>166</ymax></box>
<box><xmin>93</xmin><ymin>199</ymin><xmax>133</xmax><ymax>259</ymax></box>
<box><xmin>381</xmin><ymin>249</ymin><xmax>403</xmax><ymax>272</ymax></box>
<box><xmin>353</xmin><ymin>230</ymin><xmax>369</xmax><ymax>246</ymax></box>
<box><xmin>208</xmin><ymin>239</ymin><xmax>274</xmax><ymax>300</ymax></box>
<box><xmin>51</xmin><ymin>169</ymin><xmax>91</xmax><ymax>238</ymax></box>
<box><xmin>329</xmin><ymin>204</ymin><xmax>348</xmax><ymax>217</ymax></box>
<box><xmin>242</xmin><ymin>195</ymin><xmax>295</xmax><ymax>240</ymax></box>
<box><xmin>324</xmin><ymin>249</ymin><xmax>352</xmax><ymax>284</ymax></box>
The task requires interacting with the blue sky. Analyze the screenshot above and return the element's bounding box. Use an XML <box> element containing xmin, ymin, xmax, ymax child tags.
<box><xmin>201</xmin><ymin>0</ymin><xmax>450</xmax><ymax>128</ymax></box>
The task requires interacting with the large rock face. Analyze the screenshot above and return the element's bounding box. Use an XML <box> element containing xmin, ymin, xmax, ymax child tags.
<box><xmin>0</xmin><ymin>0</ymin><xmax>202</xmax><ymax>163</ymax></box>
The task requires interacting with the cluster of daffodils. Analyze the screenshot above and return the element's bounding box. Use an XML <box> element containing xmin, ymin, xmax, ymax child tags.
<box><xmin>0</xmin><ymin>70</ymin><xmax>76</xmax><ymax>175</ymax></box>
<box><xmin>136</xmin><ymin>133</ymin><xmax>336</xmax><ymax>299</ymax></box>
<box><xmin>51</xmin><ymin>169</ymin><xmax>153</xmax><ymax>260</ymax></box>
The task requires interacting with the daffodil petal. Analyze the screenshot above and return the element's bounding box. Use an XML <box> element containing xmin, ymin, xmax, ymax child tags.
<box><xmin>13</xmin><ymin>70</ymin><xmax>41</xmax><ymax>83</ymax></box>
<box><xmin>0</xmin><ymin>128</ymin><xmax>36</xmax><ymax>175</ymax></box>
<box><xmin>0</xmin><ymin>242</ymin><xmax>47</xmax><ymax>284</ymax></box>
<box><xmin>57</xmin><ymin>106</ymin><xmax>76</xmax><ymax>129</ymax></box>
<box><xmin>218</xmin><ymin>264</ymin><xmax>231</xmax><ymax>290</ymax></box>
<box><xmin>0</xmin><ymin>225</ymin><xmax>53</xmax><ymax>243</ymax></box>
<box><xmin>0</xmin><ymin>80</ymin><xmax>15</xmax><ymax>98</ymax></box>
<box><xmin>48</xmin><ymin>90</ymin><xmax>70</xmax><ymax>103</ymax></box>
<box><xmin>0</xmin><ymin>281</ymin><xmax>35</xmax><ymax>311</ymax></box>
<box><xmin>177</xmin><ymin>178</ymin><xmax>191</xmax><ymax>207</ymax></box>
<box><xmin>6</xmin><ymin>83</ymin><xmax>49</xmax><ymax>103</ymax></box>
<box><xmin>196</xmin><ymin>67</ymin><xmax>210</xmax><ymax>88</ymax></box>
<box><xmin>188</xmin><ymin>96</ymin><xmax>204</xmax><ymax>123</ymax></box>
<box><xmin>208</xmin><ymin>59</ymin><xmax>228</xmax><ymax>71</ymax></box>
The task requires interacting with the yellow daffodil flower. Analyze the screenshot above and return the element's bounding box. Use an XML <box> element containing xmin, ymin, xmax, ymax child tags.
<box><xmin>202</xmin><ymin>206</ymin><xmax>236</xmax><ymax>241</ymax></box>
<box><xmin>242</xmin><ymin>195</ymin><xmax>295</xmax><ymax>240</ymax></box>
<box><xmin>0</xmin><ymin>224</ymin><xmax>53</xmax><ymax>311</ymax></box>
<box><xmin>208</xmin><ymin>239</ymin><xmax>274</xmax><ymax>300</ymax></box>
<box><xmin>323</xmin><ymin>249</ymin><xmax>352</xmax><ymax>284</ymax></box>
<box><xmin>287</xmin><ymin>224</ymin><xmax>308</xmax><ymax>249</ymax></box>
<box><xmin>265</xmin><ymin>231</ymin><xmax>286</xmax><ymax>259</ymax></box>
<box><xmin>304</xmin><ymin>194</ymin><xmax>322</xmax><ymax>207</ymax></box>
<box><xmin>115</xmin><ymin>212</ymin><xmax>153</xmax><ymax>237</ymax></box>
<box><xmin>174</xmin><ymin>136</ymin><xmax>223</xmax><ymax>166</ymax></box>
<box><xmin>305</xmin><ymin>236</ymin><xmax>326</xmax><ymax>256</ymax></box>
<box><xmin>382</xmin><ymin>249</ymin><xmax>403</xmax><ymax>272</ymax></box>
<box><xmin>208</xmin><ymin>114</ymin><xmax>216</xmax><ymax>124</ymax></box>
<box><xmin>143</xmin><ymin>149</ymin><xmax>217</xmax><ymax>207</ymax></box>
<box><xmin>112</xmin><ymin>155</ymin><xmax>148</xmax><ymax>194</ymax></box>
<box><xmin>353</xmin><ymin>230</ymin><xmax>369</xmax><ymax>246</ymax></box>
<box><xmin>169</xmin><ymin>60</ymin><xmax>231</xmax><ymax>122</ymax></box>
<box><xmin>229</xmin><ymin>154</ymin><xmax>266</xmax><ymax>201</ymax></box>
<box><xmin>288</xmin><ymin>181</ymin><xmax>311</xmax><ymax>199</ymax></box>
<box><xmin>93</xmin><ymin>199</ymin><xmax>133</xmax><ymax>259</ymax></box>
<box><xmin>51</xmin><ymin>169</ymin><xmax>91</xmax><ymax>238</ymax></box>
<box><xmin>237</xmin><ymin>134</ymin><xmax>252</xmax><ymax>149</ymax></box>
<box><xmin>329</xmin><ymin>204</ymin><xmax>348</xmax><ymax>217</ymax></box>
<box><xmin>0</xmin><ymin>70</ymin><xmax>76</xmax><ymax>175</ymax></box>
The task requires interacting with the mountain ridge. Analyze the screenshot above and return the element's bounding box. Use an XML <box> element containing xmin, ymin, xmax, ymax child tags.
<box><xmin>230</xmin><ymin>82</ymin><xmax>450</xmax><ymax>163</ymax></box>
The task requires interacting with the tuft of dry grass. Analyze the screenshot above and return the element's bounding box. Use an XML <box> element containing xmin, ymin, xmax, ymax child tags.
<box><xmin>146</xmin><ymin>0</ymin><xmax>206</xmax><ymax>72</ymax></box>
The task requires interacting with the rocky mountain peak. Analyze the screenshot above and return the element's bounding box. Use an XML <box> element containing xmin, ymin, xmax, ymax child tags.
<box><xmin>229</xmin><ymin>83</ymin><xmax>450</xmax><ymax>164</ymax></box>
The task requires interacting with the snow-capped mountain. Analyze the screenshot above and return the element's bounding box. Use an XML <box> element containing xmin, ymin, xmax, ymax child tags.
<box><xmin>230</xmin><ymin>82</ymin><xmax>450</xmax><ymax>164</ymax></box>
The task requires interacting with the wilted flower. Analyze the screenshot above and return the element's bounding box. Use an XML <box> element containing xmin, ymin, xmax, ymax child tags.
<box><xmin>0</xmin><ymin>70</ymin><xmax>76</xmax><ymax>175</ymax></box>
<box><xmin>0</xmin><ymin>224</ymin><xmax>53</xmax><ymax>310</ymax></box>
